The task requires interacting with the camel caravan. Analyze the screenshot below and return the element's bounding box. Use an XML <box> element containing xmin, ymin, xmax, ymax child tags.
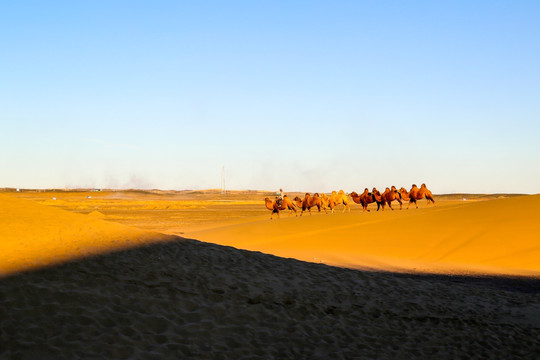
<box><xmin>264</xmin><ymin>184</ymin><xmax>435</xmax><ymax>219</ymax></box>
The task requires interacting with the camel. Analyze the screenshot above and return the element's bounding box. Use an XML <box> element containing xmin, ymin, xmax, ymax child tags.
<box><xmin>371</xmin><ymin>188</ymin><xmax>383</xmax><ymax>205</ymax></box>
<box><xmin>381</xmin><ymin>186</ymin><xmax>403</xmax><ymax>210</ymax></box>
<box><xmin>350</xmin><ymin>188</ymin><xmax>382</xmax><ymax>211</ymax></box>
<box><xmin>297</xmin><ymin>193</ymin><xmax>322</xmax><ymax>216</ymax></box>
<box><xmin>398</xmin><ymin>187</ymin><xmax>411</xmax><ymax>202</ymax></box>
<box><xmin>349</xmin><ymin>191</ymin><xmax>362</xmax><ymax>205</ymax></box>
<box><xmin>405</xmin><ymin>184</ymin><xmax>435</xmax><ymax>209</ymax></box>
<box><xmin>264</xmin><ymin>195</ymin><xmax>297</xmax><ymax>219</ymax></box>
<box><xmin>320</xmin><ymin>193</ymin><xmax>337</xmax><ymax>214</ymax></box>
<box><xmin>330</xmin><ymin>190</ymin><xmax>351</xmax><ymax>213</ymax></box>
<box><xmin>419</xmin><ymin>183</ymin><xmax>435</xmax><ymax>206</ymax></box>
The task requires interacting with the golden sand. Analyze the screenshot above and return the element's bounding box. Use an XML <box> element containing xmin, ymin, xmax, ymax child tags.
<box><xmin>190</xmin><ymin>195</ymin><xmax>540</xmax><ymax>276</ymax></box>
<box><xmin>2</xmin><ymin>191</ymin><xmax>539</xmax><ymax>276</ymax></box>
<box><xmin>1</xmin><ymin>191</ymin><xmax>539</xmax><ymax>358</ymax></box>
<box><xmin>0</xmin><ymin>194</ymin><xmax>172</xmax><ymax>276</ymax></box>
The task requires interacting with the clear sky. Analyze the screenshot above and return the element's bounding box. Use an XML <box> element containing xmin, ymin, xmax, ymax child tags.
<box><xmin>1</xmin><ymin>1</ymin><xmax>539</xmax><ymax>194</ymax></box>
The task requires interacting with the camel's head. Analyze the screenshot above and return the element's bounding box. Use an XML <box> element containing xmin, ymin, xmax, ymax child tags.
<box><xmin>391</xmin><ymin>186</ymin><xmax>397</xmax><ymax>191</ymax></box>
<box><xmin>400</xmin><ymin>187</ymin><xmax>407</xmax><ymax>193</ymax></box>
<box><xmin>385</xmin><ymin>187</ymin><xmax>390</xmax><ymax>192</ymax></box>
<box><xmin>364</xmin><ymin>188</ymin><xmax>369</xmax><ymax>193</ymax></box>
<box><xmin>411</xmin><ymin>184</ymin><xmax>418</xmax><ymax>188</ymax></box>
<box><xmin>421</xmin><ymin>183</ymin><xmax>427</xmax><ymax>188</ymax></box>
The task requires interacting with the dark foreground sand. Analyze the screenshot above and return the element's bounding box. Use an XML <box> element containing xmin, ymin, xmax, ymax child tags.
<box><xmin>1</xmin><ymin>237</ymin><xmax>539</xmax><ymax>359</ymax></box>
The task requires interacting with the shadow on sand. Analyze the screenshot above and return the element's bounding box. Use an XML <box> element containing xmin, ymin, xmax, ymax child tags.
<box><xmin>1</xmin><ymin>237</ymin><xmax>539</xmax><ymax>359</ymax></box>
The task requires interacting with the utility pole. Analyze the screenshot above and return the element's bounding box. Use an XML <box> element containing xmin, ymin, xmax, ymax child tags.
<box><xmin>221</xmin><ymin>166</ymin><xmax>226</xmax><ymax>194</ymax></box>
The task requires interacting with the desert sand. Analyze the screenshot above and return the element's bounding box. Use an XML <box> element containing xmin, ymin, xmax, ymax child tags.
<box><xmin>0</xmin><ymin>190</ymin><xmax>539</xmax><ymax>359</ymax></box>
<box><xmin>190</xmin><ymin>194</ymin><xmax>540</xmax><ymax>276</ymax></box>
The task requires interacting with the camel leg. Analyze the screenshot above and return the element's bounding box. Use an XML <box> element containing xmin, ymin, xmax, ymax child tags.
<box><xmin>397</xmin><ymin>198</ymin><xmax>402</xmax><ymax>210</ymax></box>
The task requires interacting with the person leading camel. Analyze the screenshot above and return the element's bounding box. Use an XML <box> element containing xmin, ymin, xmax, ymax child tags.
<box><xmin>264</xmin><ymin>195</ymin><xmax>296</xmax><ymax>219</ymax></box>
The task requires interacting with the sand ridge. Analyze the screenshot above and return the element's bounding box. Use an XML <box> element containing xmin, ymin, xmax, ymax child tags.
<box><xmin>189</xmin><ymin>195</ymin><xmax>540</xmax><ymax>276</ymax></box>
<box><xmin>1</xmin><ymin>239</ymin><xmax>539</xmax><ymax>359</ymax></box>
<box><xmin>0</xmin><ymin>194</ymin><xmax>173</xmax><ymax>277</ymax></box>
<box><xmin>0</xmin><ymin>191</ymin><xmax>539</xmax><ymax>358</ymax></box>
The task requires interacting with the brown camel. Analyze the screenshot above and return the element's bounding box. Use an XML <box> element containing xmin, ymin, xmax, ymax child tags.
<box><xmin>264</xmin><ymin>195</ymin><xmax>297</xmax><ymax>219</ymax></box>
<box><xmin>398</xmin><ymin>187</ymin><xmax>411</xmax><ymax>202</ymax></box>
<box><xmin>406</xmin><ymin>184</ymin><xmax>435</xmax><ymax>209</ymax></box>
<box><xmin>419</xmin><ymin>183</ymin><xmax>435</xmax><ymax>206</ymax></box>
<box><xmin>349</xmin><ymin>191</ymin><xmax>362</xmax><ymax>205</ymax></box>
<box><xmin>381</xmin><ymin>186</ymin><xmax>403</xmax><ymax>210</ymax></box>
<box><xmin>371</xmin><ymin>188</ymin><xmax>383</xmax><ymax>205</ymax></box>
<box><xmin>330</xmin><ymin>190</ymin><xmax>351</xmax><ymax>213</ymax></box>
<box><xmin>350</xmin><ymin>188</ymin><xmax>382</xmax><ymax>211</ymax></box>
<box><xmin>298</xmin><ymin>192</ymin><xmax>322</xmax><ymax>216</ymax></box>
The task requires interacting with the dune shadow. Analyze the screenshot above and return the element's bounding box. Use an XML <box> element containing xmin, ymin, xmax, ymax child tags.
<box><xmin>1</xmin><ymin>237</ymin><xmax>539</xmax><ymax>359</ymax></box>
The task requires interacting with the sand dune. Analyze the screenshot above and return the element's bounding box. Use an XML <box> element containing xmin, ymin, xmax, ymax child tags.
<box><xmin>1</xmin><ymin>238</ymin><xmax>538</xmax><ymax>359</ymax></box>
<box><xmin>1</xmin><ymin>192</ymin><xmax>539</xmax><ymax>358</ymax></box>
<box><xmin>190</xmin><ymin>195</ymin><xmax>540</xmax><ymax>276</ymax></box>
<box><xmin>0</xmin><ymin>194</ymin><xmax>172</xmax><ymax>277</ymax></box>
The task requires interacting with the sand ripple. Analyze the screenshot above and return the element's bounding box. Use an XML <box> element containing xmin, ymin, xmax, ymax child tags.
<box><xmin>1</xmin><ymin>238</ymin><xmax>539</xmax><ymax>359</ymax></box>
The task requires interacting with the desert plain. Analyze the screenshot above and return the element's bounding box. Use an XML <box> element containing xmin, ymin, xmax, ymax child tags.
<box><xmin>0</xmin><ymin>188</ymin><xmax>539</xmax><ymax>359</ymax></box>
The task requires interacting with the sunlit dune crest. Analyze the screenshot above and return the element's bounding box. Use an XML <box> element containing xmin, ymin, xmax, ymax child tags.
<box><xmin>190</xmin><ymin>194</ymin><xmax>540</xmax><ymax>276</ymax></box>
<box><xmin>1</xmin><ymin>191</ymin><xmax>539</xmax><ymax>277</ymax></box>
<box><xmin>0</xmin><ymin>194</ymin><xmax>172</xmax><ymax>277</ymax></box>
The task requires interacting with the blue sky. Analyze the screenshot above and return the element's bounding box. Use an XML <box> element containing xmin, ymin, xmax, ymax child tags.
<box><xmin>1</xmin><ymin>1</ymin><xmax>539</xmax><ymax>193</ymax></box>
